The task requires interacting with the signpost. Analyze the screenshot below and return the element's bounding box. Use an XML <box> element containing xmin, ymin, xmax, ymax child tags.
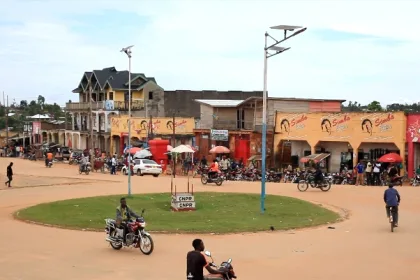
<box><xmin>171</xmin><ymin>193</ymin><xmax>196</xmax><ymax>211</ymax></box>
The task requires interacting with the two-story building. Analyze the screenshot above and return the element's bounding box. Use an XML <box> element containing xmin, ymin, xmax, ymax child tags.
<box><xmin>193</xmin><ymin>96</ymin><xmax>345</xmax><ymax>167</ymax></box>
<box><xmin>66</xmin><ymin>67</ymin><xmax>163</xmax><ymax>151</ymax></box>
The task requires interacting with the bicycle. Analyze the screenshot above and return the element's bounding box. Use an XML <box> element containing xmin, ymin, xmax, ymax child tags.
<box><xmin>388</xmin><ymin>206</ymin><xmax>397</xmax><ymax>232</ymax></box>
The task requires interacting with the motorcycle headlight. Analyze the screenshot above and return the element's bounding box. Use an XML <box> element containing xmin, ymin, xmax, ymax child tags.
<box><xmin>139</xmin><ymin>222</ymin><xmax>146</xmax><ymax>227</ymax></box>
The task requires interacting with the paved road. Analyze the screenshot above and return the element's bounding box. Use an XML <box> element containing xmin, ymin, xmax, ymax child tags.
<box><xmin>0</xmin><ymin>158</ymin><xmax>419</xmax><ymax>280</ymax></box>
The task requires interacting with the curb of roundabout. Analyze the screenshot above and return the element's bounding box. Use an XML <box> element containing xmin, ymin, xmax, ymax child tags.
<box><xmin>13</xmin><ymin>192</ymin><xmax>351</xmax><ymax>235</ymax></box>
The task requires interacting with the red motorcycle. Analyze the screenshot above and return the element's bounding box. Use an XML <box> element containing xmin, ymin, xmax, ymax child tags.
<box><xmin>105</xmin><ymin>209</ymin><xmax>154</xmax><ymax>255</ymax></box>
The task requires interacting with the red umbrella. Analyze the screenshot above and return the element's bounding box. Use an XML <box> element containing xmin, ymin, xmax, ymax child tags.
<box><xmin>378</xmin><ymin>153</ymin><xmax>402</xmax><ymax>163</ymax></box>
<box><xmin>209</xmin><ymin>146</ymin><xmax>230</xmax><ymax>154</ymax></box>
<box><xmin>128</xmin><ymin>147</ymin><xmax>141</xmax><ymax>154</ymax></box>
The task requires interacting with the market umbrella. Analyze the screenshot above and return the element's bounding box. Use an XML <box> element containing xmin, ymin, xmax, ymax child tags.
<box><xmin>209</xmin><ymin>146</ymin><xmax>230</xmax><ymax>154</ymax></box>
<box><xmin>378</xmin><ymin>153</ymin><xmax>403</xmax><ymax>163</ymax></box>
<box><xmin>171</xmin><ymin>144</ymin><xmax>195</xmax><ymax>154</ymax></box>
<box><xmin>167</xmin><ymin>145</ymin><xmax>173</xmax><ymax>151</ymax></box>
<box><xmin>133</xmin><ymin>149</ymin><xmax>152</xmax><ymax>159</ymax></box>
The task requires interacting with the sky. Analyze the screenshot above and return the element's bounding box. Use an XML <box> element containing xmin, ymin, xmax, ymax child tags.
<box><xmin>0</xmin><ymin>0</ymin><xmax>419</xmax><ymax>107</ymax></box>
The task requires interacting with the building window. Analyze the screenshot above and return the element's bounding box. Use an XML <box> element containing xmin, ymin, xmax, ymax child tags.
<box><xmin>149</xmin><ymin>91</ymin><xmax>153</xmax><ymax>100</ymax></box>
<box><xmin>236</xmin><ymin>109</ymin><xmax>245</xmax><ymax>129</ymax></box>
<box><xmin>109</xmin><ymin>92</ymin><xmax>114</xmax><ymax>100</ymax></box>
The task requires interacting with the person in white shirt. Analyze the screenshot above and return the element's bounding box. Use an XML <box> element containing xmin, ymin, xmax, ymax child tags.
<box><xmin>111</xmin><ymin>155</ymin><xmax>117</xmax><ymax>175</ymax></box>
<box><xmin>219</xmin><ymin>156</ymin><xmax>229</xmax><ymax>171</ymax></box>
<box><xmin>365</xmin><ymin>161</ymin><xmax>373</xmax><ymax>185</ymax></box>
<box><xmin>372</xmin><ymin>161</ymin><xmax>381</xmax><ymax>186</ymax></box>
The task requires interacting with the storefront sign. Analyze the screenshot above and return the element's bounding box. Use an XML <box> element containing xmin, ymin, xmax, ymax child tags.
<box><xmin>211</xmin><ymin>129</ymin><xmax>228</xmax><ymax>141</ymax></box>
<box><xmin>171</xmin><ymin>193</ymin><xmax>196</xmax><ymax>211</ymax></box>
<box><xmin>275</xmin><ymin>112</ymin><xmax>405</xmax><ymax>143</ymax></box>
<box><xmin>32</xmin><ymin>121</ymin><xmax>41</xmax><ymax>135</ymax></box>
<box><xmin>111</xmin><ymin>117</ymin><xmax>195</xmax><ymax>137</ymax></box>
<box><xmin>407</xmin><ymin>115</ymin><xmax>420</xmax><ymax>142</ymax></box>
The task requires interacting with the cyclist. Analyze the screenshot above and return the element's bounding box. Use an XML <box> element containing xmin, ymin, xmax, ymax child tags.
<box><xmin>384</xmin><ymin>184</ymin><xmax>401</xmax><ymax>227</ymax></box>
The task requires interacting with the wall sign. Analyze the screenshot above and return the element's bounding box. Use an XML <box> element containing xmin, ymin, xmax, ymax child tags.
<box><xmin>211</xmin><ymin>129</ymin><xmax>228</xmax><ymax>141</ymax></box>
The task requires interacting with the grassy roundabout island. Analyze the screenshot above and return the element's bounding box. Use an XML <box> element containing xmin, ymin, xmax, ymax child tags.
<box><xmin>15</xmin><ymin>192</ymin><xmax>340</xmax><ymax>233</ymax></box>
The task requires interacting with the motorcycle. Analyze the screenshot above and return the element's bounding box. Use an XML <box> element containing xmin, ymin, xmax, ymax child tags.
<box><xmin>29</xmin><ymin>154</ymin><xmax>37</xmax><ymax>161</ymax></box>
<box><xmin>242</xmin><ymin>168</ymin><xmax>257</xmax><ymax>181</ymax></box>
<box><xmin>267</xmin><ymin>170</ymin><xmax>282</xmax><ymax>183</ymax></box>
<box><xmin>201</xmin><ymin>171</ymin><xmax>224</xmax><ymax>186</ymax></box>
<box><xmin>105</xmin><ymin>209</ymin><xmax>154</xmax><ymax>255</ymax></box>
<box><xmin>199</xmin><ymin>250</ymin><xmax>236</xmax><ymax>280</ymax></box>
<box><xmin>390</xmin><ymin>175</ymin><xmax>403</xmax><ymax>186</ymax></box>
<box><xmin>79</xmin><ymin>162</ymin><xmax>91</xmax><ymax>175</ymax></box>
<box><xmin>193</xmin><ymin>165</ymin><xmax>208</xmax><ymax>178</ymax></box>
<box><xmin>297</xmin><ymin>173</ymin><xmax>331</xmax><ymax>192</ymax></box>
<box><xmin>411</xmin><ymin>174</ymin><xmax>420</xmax><ymax>186</ymax></box>
<box><xmin>45</xmin><ymin>160</ymin><xmax>53</xmax><ymax>168</ymax></box>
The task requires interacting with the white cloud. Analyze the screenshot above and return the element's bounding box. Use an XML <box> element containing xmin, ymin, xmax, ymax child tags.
<box><xmin>0</xmin><ymin>0</ymin><xmax>419</xmax><ymax>106</ymax></box>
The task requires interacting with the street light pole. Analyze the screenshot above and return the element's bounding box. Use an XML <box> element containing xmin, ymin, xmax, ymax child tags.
<box><xmin>260</xmin><ymin>25</ymin><xmax>306</xmax><ymax>214</ymax></box>
<box><xmin>121</xmin><ymin>45</ymin><xmax>134</xmax><ymax>196</ymax></box>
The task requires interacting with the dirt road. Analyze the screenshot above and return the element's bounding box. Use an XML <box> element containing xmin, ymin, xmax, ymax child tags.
<box><xmin>0</xmin><ymin>158</ymin><xmax>419</xmax><ymax>280</ymax></box>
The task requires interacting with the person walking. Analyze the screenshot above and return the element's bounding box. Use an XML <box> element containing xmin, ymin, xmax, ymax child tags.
<box><xmin>111</xmin><ymin>155</ymin><xmax>117</xmax><ymax>175</ymax></box>
<box><xmin>5</xmin><ymin>162</ymin><xmax>13</xmax><ymax>188</ymax></box>
<box><xmin>373</xmin><ymin>161</ymin><xmax>381</xmax><ymax>186</ymax></box>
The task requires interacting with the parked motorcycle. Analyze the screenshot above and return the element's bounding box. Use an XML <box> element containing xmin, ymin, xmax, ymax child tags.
<box><xmin>390</xmin><ymin>175</ymin><xmax>403</xmax><ymax>186</ymax></box>
<box><xmin>267</xmin><ymin>170</ymin><xmax>282</xmax><ymax>183</ymax></box>
<box><xmin>411</xmin><ymin>174</ymin><xmax>420</xmax><ymax>186</ymax></box>
<box><xmin>198</xmin><ymin>250</ymin><xmax>236</xmax><ymax>280</ymax></box>
<box><xmin>242</xmin><ymin>168</ymin><xmax>257</xmax><ymax>181</ymax></box>
<box><xmin>79</xmin><ymin>162</ymin><xmax>91</xmax><ymax>175</ymax></box>
<box><xmin>28</xmin><ymin>154</ymin><xmax>37</xmax><ymax>161</ymax></box>
<box><xmin>104</xmin><ymin>209</ymin><xmax>154</xmax><ymax>255</ymax></box>
<box><xmin>201</xmin><ymin>172</ymin><xmax>224</xmax><ymax>186</ymax></box>
<box><xmin>297</xmin><ymin>173</ymin><xmax>331</xmax><ymax>192</ymax></box>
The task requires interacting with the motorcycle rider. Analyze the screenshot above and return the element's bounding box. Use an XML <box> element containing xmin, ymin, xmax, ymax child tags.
<box><xmin>45</xmin><ymin>150</ymin><xmax>53</xmax><ymax>166</ymax></box>
<box><xmin>208</xmin><ymin>160</ymin><xmax>220</xmax><ymax>179</ymax></box>
<box><xmin>80</xmin><ymin>155</ymin><xmax>89</xmax><ymax>172</ymax></box>
<box><xmin>314</xmin><ymin>163</ymin><xmax>324</xmax><ymax>186</ymax></box>
<box><xmin>116</xmin><ymin>197</ymin><xmax>140</xmax><ymax>244</ymax></box>
<box><xmin>187</xmin><ymin>239</ymin><xmax>228</xmax><ymax>280</ymax></box>
<box><xmin>384</xmin><ymin>184</ymin><xmax>401</xmax><ymax>227</ymax></box>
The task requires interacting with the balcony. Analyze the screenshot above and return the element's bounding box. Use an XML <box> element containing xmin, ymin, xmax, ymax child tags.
<box><xmin>65</xmin><ymin>100</ymin><xmax>144</xmax><ymax>112</ymax></box>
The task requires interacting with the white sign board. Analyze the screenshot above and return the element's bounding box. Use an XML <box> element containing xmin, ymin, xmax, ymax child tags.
<box><xmin>171</xmin><ymin>193</ymin><xmax>196</xmax><ymax>211</ymax></box>
<box><xmin>211</xmin><ymin>129</ymin><xmax>228</xmax><ymax>141</ymax></box>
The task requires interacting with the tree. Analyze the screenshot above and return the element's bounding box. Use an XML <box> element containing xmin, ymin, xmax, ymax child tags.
<box><xmin>37</xmin><ymin>95</ymin><xmax>45</xmax><ymax>107</ymax></box>
<box><xmin>367</xmin><ymin>101</ymin><xmax>383</xmax><ymax>112</ymax></box>
<box><xmin>20</xmin><ymin>100</ymin><xmax>28</xmax><ymax>108</ymax></box>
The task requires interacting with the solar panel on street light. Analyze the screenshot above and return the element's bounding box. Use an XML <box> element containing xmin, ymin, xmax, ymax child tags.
<box><xmin>270</xmin><ymin>25</ymin><xmax>302</xmax><ymax>31</ymax></box>
<box><xmin>269</xmin><ymin>46</ymin><xmax>288</xmax><ymax>52</ymax></box>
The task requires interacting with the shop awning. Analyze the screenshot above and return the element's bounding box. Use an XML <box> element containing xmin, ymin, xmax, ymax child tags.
<box><xmin>300</xmin><ymin>153</ymin><xmax>330</xmax><ymax>163</ymax></box>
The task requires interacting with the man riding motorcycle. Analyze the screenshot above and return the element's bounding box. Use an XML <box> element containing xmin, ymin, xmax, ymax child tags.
<box><xmin>314</xmin><ymin>164</ymin><xmax>324</xmax><ymax>186</ymax></box>
<box><xmin>187</xmin><ymin>239</ymin><xmax>228</xmax><ymax>280</ymax></box>
<box><xmin>116</xmin><ymin>197</ymin><xmax>140</xmax><ymax>244</ymax></box>
<box><xmin>79</xmin><ymin>155</ymin><xmax>89</xmax><ymax>172</ymax></box>
<box><xmin>45</xmin><ymin>150</ymin><xmax>53</xmax><ymax>166</ymax></box>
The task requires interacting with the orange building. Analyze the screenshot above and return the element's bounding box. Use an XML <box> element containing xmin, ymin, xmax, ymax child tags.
<box><xmin>274</xmin><ymin>112</ymin><xmax>406</xmax><ymax>172</ymax></box>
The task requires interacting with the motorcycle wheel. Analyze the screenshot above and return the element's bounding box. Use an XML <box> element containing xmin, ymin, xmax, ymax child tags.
<box><xmin>85</xmin><ymin>170</ymin><xmax>90</xmax><ymax>175</ymax></box>
<box><xmin>69</xmin><ymin>161</ymin><xmax>73</xmax><ymax>165</ymax></box>
<box><xmin>297</xmin><ymin>180</ymin><xmax>309</xmax><ymax>192</ymax></box>
<box><xmin>320</xmin><ymin>181</ymin><xmax>332</xmax><ymax>192</ymax></box>
<box><xmin>215</xmin><ymin>178</ymin><xmax>223</xmax><ymax>186</ymax></box>
<box><xmin>79</xmin><ymin>169</ymin><xmax>82</xmax><ymax>175</ymax></box>
<box><xmin>109</xmin><ymin>231</ymin><xmax>123</xmax><ymax>250</ymax></box>
<box><xmin>201</xmin><ymin>175</ymin><xmax>208</xmax><ymax>185</ymax></box>
<box><xmin>139</xmin><ymin>234</ymin><xmax>154</xmax><ymax>255</ymax></box>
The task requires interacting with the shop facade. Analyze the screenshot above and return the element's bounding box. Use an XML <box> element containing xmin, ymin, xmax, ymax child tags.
<box><xmin>110</xmin><ymin>116</ymin><xmax>195</xmax><ymax>155</ymax></box>
<box><xmin>193</xmin><ymin>129</ymin><xmax>273</xmax><ymax>164</ymax></box>
<box><xmin>406</xmin><ymin>114</ymin><xmax>420</xmax><ymax>178</ymax></box>
<box><xmin>274</xmin><ymin>112</ymin><xmax>406</xmax><ymax>172</ymax></box>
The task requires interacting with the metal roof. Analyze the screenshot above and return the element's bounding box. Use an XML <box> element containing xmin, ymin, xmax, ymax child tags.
<box><xmin>195</xmin><ymin>99</ymin><xmax>244</xmax><ymax>107</ymax></box>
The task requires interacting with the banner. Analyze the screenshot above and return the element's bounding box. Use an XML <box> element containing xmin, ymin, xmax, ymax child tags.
<box><xmin>211</xmin><ymin>129</ymin><xmax>228</xmax><ymax>141</ymax></box>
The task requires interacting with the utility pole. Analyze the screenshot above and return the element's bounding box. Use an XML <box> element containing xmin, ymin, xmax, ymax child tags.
<box><xmin>89</xmin><ymin>80</ymin><xmax>94</xmax><ymax>164</ymax></box>
<box><xmin>172</xmin><ymin>111</ymin><xmax>176</xmax><ymax>178</ymax></box>
<box><xmin>149</xmin><ymin>114</ymin><xmax>153</xmax><ymax>140</ymax></box>
<box><xmin>5</xmin><ymin>94</ymin><xmax>9</xmax><ymax>150</ymax></box>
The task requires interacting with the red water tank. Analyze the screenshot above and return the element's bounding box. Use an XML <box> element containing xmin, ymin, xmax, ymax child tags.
<box><xmin>149</xmin><ymin>139</ymin><xmax>170</xmax><ymax>170</ymax></box>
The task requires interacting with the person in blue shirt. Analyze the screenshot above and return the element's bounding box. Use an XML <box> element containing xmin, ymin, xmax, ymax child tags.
<box><xmin>384</xmin><ymin>184</ymin><xmax>401</xmax><ymax>227</ymax></box>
